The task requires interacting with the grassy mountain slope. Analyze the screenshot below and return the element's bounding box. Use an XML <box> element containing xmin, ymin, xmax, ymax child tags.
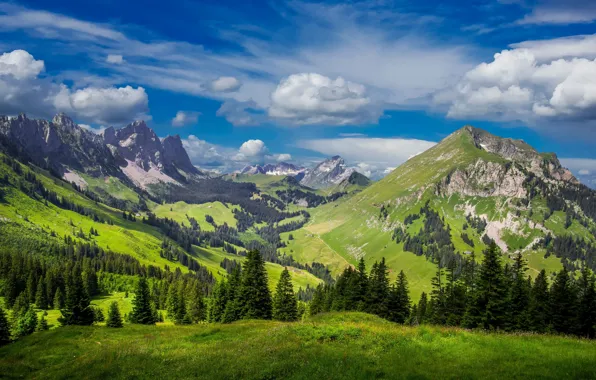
<box><xmin>0</xmin><ymin>154</ymin><xmax>321</xmax><ymax>290</ymax></box>
<box><xmin>2</xmin><ymin>312</ymin><xmax>595</xmax><ymax>379</ymax></box>
<box><xmin>284</xmin><ymin>127</ymin><xmax>595</xmax><ymax>298</ymax></box>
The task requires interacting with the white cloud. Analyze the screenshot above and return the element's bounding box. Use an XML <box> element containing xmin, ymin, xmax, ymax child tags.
<box><xmin>78</xmin><ymin>123</ymin><xmax>107</xmax><ymax>134</ymax></box>
<box><xmin>269</xmin><ymin>73</ymin><xmax>381</xmax><ymax>125</ymax></box>
<box><xmin>561</xmin><ymin>157</ymin><xmax>596</xmax><ymax>188</ymax></box>
<box><xmin>0</xmin><ymin>49</ymin><xmax>44</xmax><ymax>79</ymax></box>
<box><xmin>515</xmin><ymin>0</ymin><xmax>596</xmax><ymax>25</ymax></box>
<box><xmin>210</xmin><ymin>76</ymin><xmax>242</xmax><ymax>92</ymax></box>
<box><xmin>216</xmin><ymin>100</ymin><xmax>267</xmax><ymax>126</ymax></box>
<box><xmin>106</xmin><ymin>54</ymin><xmax>124</xmax><ymax>64</ymax></box>
<box><xmin>171</xmin><ymin>111</ymin><xmax>200</xmax><ymax>127</ymax></box>
<box><xmin>297</xmin><ymin>137</ymin><xmax>436</xmax><ymax>178</ymax></box>
<box><xmin>0</xmin><ymin>3</ymin><xmax>472</xmax><ymax>124</ymax></box>
<box><xmin>442</xmin><ymin>34</ymin><xmax>596</xmax><ymax>124</ymax></box>
<box><xmin>274</xmin><ymin>153</ymin><xmax>292</xmax><ymax>162</ymax></box>
<box><xmin>53</xmin><ymin>85</ymin><xmax>148</xmax><ymax>124</ymax></box>
<box><xmin>238</xmin><ymin>139</ymin><xmax>268</xmax><ymax>158</ymax></box>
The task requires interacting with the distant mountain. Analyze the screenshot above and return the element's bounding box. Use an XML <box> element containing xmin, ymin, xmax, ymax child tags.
<box><xmin>241</xmin><ymin>162</ymin><xmax>306</xmax><ymax>178</ymax></box>
<box><xmin>0</xmin><ymin>113</ymin><xmax>125</xmax><ymax>184</ymax></box>
<box><xmin>103</xmin><ymin>121</ymin><xmax>202</xmax><ymax>189</ymax></box>
<box><xmin>299</xmin><ymin>156</ymin><xmax>366</xmax><ymax>190</ymax></box>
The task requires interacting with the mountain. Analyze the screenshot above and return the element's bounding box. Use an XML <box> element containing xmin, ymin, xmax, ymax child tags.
<box><xmin>241</xmin><ymin>162</ymin><xmax>306</xmax><ymax>178</ymax></box>
<box><xmin>300</xmin><ymin>156</ymin><xmax>366</xmax><ymax>189</ymax></box>
<box><xmin>281</xmin><ymin>126</ymin><xmax>596</xmax><ymax>297</ymax></box>
<box><xmin>103</xmin><ymin>121</ymin><xmax>201</xmax><ymax>189</ymax></box>
<box><xmin>0</xmin><ymin>113</ymin><xmax>123</xmax><ymax>184</ymax></box>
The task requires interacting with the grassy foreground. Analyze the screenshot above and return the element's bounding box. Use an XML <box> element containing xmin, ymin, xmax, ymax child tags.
<box><xmin>2</xmin><ymin>313</ymin><xmax>596</xmax><ymax>379</ymax></box>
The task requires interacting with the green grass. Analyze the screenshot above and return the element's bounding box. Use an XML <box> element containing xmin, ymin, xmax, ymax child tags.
<box><xmin>2</xmin><ymin>312</ymin><xmax>596</xmax><ymax>379</ymax></box>
<box><xmin>80</xmin><ymin>174</ymin><xmax>140</xmax><ymax>202</ymax></box>
<box><xmin>152</xmin><ymin>201</ymin><xmax>238</xmax><ymax>231</ymax></box>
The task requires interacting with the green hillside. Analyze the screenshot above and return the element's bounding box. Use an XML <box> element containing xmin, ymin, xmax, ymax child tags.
<box><xmin>282</xmin><ymin>127</ymin><xmax>596</xmax><ymax>299</ymax></box>
<box><xmin>2</xmin><ymin>313</ymin><xmax>595</xmax><ymax>379</ymax></box>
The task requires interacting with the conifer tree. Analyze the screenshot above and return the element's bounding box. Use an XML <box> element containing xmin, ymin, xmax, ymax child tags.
<box><xmin>53</xmin><ymin>288</ymin><xmax>65</xmax><ymax>310</ymax></box>
<box><xmin>463</xmin><ymin>242</ymin><xmax>508</xmax><ymax>330</ymax></box>
<box><xmin>387</xmin><ymin>270</ymin><xmax>411</xmax><ymax>323</ymax></box>
<box><xmin>417</xmin><ymin>292</ymin><xmax>429</xmax><ymax>324</ymax></box>
<box><xmin>430</xmin><ymin>262</ymin><xmax>446</xmax><ymax>324</ymax></box>
<box><xmin>529</xmin><ymin>270</ymin><xmax>550</xmax><ymax>333</ymax></box>
<box><xmin>129</xmin><ymin>277</ymin><xmax>156</xmax><ymax>325</ymax></box>
<box><xmin>508</xmin><ymin>253</ymin><xmax>531</xmax><ymax>331</ymax></box>
<box><xmin>367</xmin><ymin>258</ymin><xmax>390</xmax><ymax>318</ymax></box>
<box><xmin>222</xmin><ymin>266</ymin><xmax>242</xmax><ymax>323</ymax></box>
<box><xmin>355</xmin><ymin>258</ymin><xmax>369</xmax><ymax>310</ymax></box>
<box><xmin>309</xmin><ymin>284</ymin><xmax>326</xmax><ymax>316</ymax></box>
<box><xmin>207</xmin><ymin>279</ymin><xmax>228</xmax><ymax>323</ymax></box>
<box><xmin>237</xmin><ymin>250</ymin><xmax>272</xmax><ymax>320</ymax></box>
<box><xmin>550</xmin><ymin>267</ymin><xmax>577</xmax><ymax>334</ymax></box>
<box><xmin>59</xmin><ymin>268</ymin><xmax>94</xmax><ymax>326</ymax></box>
<box><xmin>35</xmin><ymin>280</ymin><xmax>49</xmax><ymax>310</ymax></box>
<box><xmin>273</xmin><ymin>268</ymin><xmax>298</xmax><ymax>321</ymax></box>
<box><xmin>106</xmin><ymin>302</ymin><xmax>123</xmax><ymax>328</ymax></box>
<box><xmin>0</xmin><ymin>305</ymin><xmax>11</xmax><ymax>346</ymax></box>
<box><xmin>37</xmin><ymin>313</ymin><xmax>49</xmax><ymax>331</ymax></box>
<box><xmin>4</xmin><ymin>271</ymin><xmax>18</xmax><ymax>308</ymax></box>
<box><xmin>15</xmin><ymin>305</ymin><xmax>37</xmax><ymax>338</ymax></box>
<box><xmin>576</xmin><ymin>268</ymin><xmax>596</xmax><ymax>338</ymax></box>
<box><xmin>187</xmin><ymin>283</ymin><xmax>206</xmax><ymax>323</ymax></box>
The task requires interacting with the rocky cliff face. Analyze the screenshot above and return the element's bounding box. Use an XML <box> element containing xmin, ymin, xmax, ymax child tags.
<box><xmin>300</xmin><ymin>156</ymin><xmax>361</xmax><ymax>189</ymax></box>
<box><xmin>241</xmin><ymin>162</ymin><xmax>306</xmax><ymax>177</ymax></box>
<box><xmin>0</xmin><ymin>113</ymin><xmax>121</xmax><ymax>178</ymax></box>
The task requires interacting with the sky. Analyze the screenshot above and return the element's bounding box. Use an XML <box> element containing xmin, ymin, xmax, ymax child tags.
<box><xmin>0</xmin><ymin>0</ymin><xmax>596</xmax><ymax>186</ymax></box>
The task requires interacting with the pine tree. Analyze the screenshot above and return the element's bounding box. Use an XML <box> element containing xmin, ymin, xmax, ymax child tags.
<box><xmin>273</xmin><ymin>268</ymin><xmax>298</xmax><ymax>321</ymax></box>
<box><xmin>15</xmin><ymin>305</ymin><xmax>38</xmax><ymax>338</ymax></box>
<box><xmin>430</xmin><ymin>262</ymin><xmax>446</xmax><ymax>324</ymax></box>
<box><xmin>529</xmin><ymin>270</ymin><xmax>550</xmax><ymax>333</ymax></box>
<box><xmin>129</xmin><ymin>277</ymin><xmax>156</xmax><ymax>325</ymax></box>
<box><xmin>417</xmin><ymin>292</ymin><xmax>429</xmax><ymax>324</ymax></box>
<box><xmin>37</xmin><ymin>313</ymin><xmax>49</xmax><ymax>331</ymax></box>
<box><xmin>207</xmin><ymin>279</ymin><xmax>228</xmax><ymax>323</ymax></box>
<box><xmin>0</xmin><ymin>305</ymin><xmax>11</xmax><ymax>346</ymax></box>
<box><xmin>93</xmin><ymin>307</ymin><xmax>105</xmax><ymax>323</ymax></box>
<box><xmin>508</xmin><ymin>253</ymin><xmax>531</xmax><ymax>331</ymax></box>
<box><xmin>387</xmin><ymin>270</ymin><xmax>411</xmax><ymax>323</ymax></box>
<box><xmin>576</xmin><ymin>268</ymin><xmax>596</xmax><ymax>338</ymax></box>
<box><xmin>463</xmin><ymin>242</ymin><xmax>508</xmax><ymax>330</ymax></box>
<box><xmin>366</xmin><ymin>258</ymin><xmax>390</xmax><ymax>318</ymax></box>
<box><xmin>355</xmin><ymin>258</ymin><xmax>369</xmax><ymax>311</ymax></box>
<box><xmin>59</xmin><ymin>268</ymin><xmax>94</xmax><ymax>326</ymax></box>
<box><xmin>106</xmin><ymin>302</ymin><xmax>123</xmax><ymax>328</ymax></box>
<box><xmin>309</xmin><ymin>284</ymin><xmax>326</xmax><ymax>316</ymax></box>
<box><xmin>236</xmin><ymin>250</ymin><xmax>272</xmax><ymax>320</ymax></box>
<box><xmin>187</xmin><ymin>283</ymin><xmax>206</xmax><ymax>323</ymax></box>
<box><xmin>35</xmin><ymin>280</ymin><xmax>49</xmax><ymax>310</ymax></box>
<box><xmin>221</xmin><ymin>266</ymin><xmax>242</xmax><ymax>323</ymax></box>
<box><xmin>53</xmin><ymin>288</ymin><xmax>65</xmax><ymax>310</ymax></box>
<box><xmin>4</xmin><ymin>271</ymin><xmax>18</xmax><ymax>308</ymax></box>
<box><xmin>550</xmin><ymin>267</ymin><xmax>577</xmax><ymax>334</ymax></box>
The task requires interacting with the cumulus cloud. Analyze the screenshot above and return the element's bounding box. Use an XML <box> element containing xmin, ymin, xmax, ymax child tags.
<box><xmin>269</xmin><ymin>73</ymin><xmax>382</xmax><ymax>125</ymax></box>
<box><xmin>238</xmin><ymin>139</ymin><xmax>268</xmax><ymax>159</ymax></box>
<box><xmin>210</xmin><ymin>76</ymin><xmax>242</xmax><ymax>92</ymax></box>
<box><xmin>171</xmin><ymin>111</ymin><xmax>200</xmax><ymax>127</ymax></box>
<box><xmin>106</xmin><ymin>54</ymin><xmax>124</xmax><ymax>64</ymax></box>
<box><xmin>78</xmin><ymin>123</ymin><xmax>107</xmax><ymax>134</ymax></box>
<box><xmin>0</xmin><ymin>49</ymin><xmax>148</xmax><ymax>124</ymax></box>
<box><xmin>441</xmin><ymin>34</ymin><xmax>596</xmax><ymax>124</ymax></box>
<box><xmin>53</xmin><ymin>85</ymin><xmax>148</xmax><ymax>124</ymax></box>
<box><xmin>297</xmin><ymin>137</ymin><xmax>436</xmax><ymax>178</ymax></box>
<box><xmin>0</xmin><ymin>49</ymin><xmax>44</xmax><ymax>79</ymax></box>
<box><xmin>273</xmin><ymin>153</ymin><xmax>292</xmax><ymax>162</ymax></box>
<box><xmin>216</xmin><ymin>100</ymin><xmax>267</xmax><ymax>126</ymax></box>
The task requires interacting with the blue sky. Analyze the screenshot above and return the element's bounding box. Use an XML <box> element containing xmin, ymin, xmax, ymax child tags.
<box><xmin>0</xmin><ymin>0</ymin><xmax>596</xmax><ymax>185</ymax></box>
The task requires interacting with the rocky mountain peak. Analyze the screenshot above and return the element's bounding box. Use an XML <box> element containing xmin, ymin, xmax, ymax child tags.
<box><xmin>52</xmin><ymin>112</ymin><xmax>77</xmax><ymax>131</ymax></box>
<box><xmin>162</xmin><ymin>134</ymin><xmax>199</xmax><ymax>175</ymax></box>
<box><xmin>300</xmin><ymin>155</ymin><xmax>361</xmax><ymax>189</ymax></box>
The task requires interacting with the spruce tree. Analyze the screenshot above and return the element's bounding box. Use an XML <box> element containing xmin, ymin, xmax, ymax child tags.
<box><xmin>59</xmin><ymin>268</ymin><xmax>95</xmax><ymax>326</ymax></box>
<box><xmin>508</xmin><ymin>253</ymin><xmax>531</xmax><ymax>331</ymax></box>
<box><xmin>106</xmin><ymin>302</ymin><xmax>123</xmax><ymax>328</ymax></box>
<box><xmin>207</xmin><ymin>279</ymin><xmax>228</xmax><ymax>323</ymax></box>
<box><xmin>35</xmin><ymin>277</ymin><xmax>49</xmax><ymax>310</ymax></box>
<box><xmin>529</xmin><ymin>270</ymin><xmax>550</xmax><ymax>333</ymax></box>
<box><xmin>576</xmin><ymin>268</ymin><xmax>596</xmax><ymax>338</ymax></box>
<box><xmin>550</xmin><ymin>267</ymin><xmax>577</xmax><ymax>334</ymax></box>
<box><xmin>237</xmin><ymin>250</ymin><xmax>272</xmax><ymax>320</ymax></box>
<box><xmin>417</xmin><ymin>292</ymin><xmax>429</xmax><ymax>324</ymax></box>
<box><xmin>366</xmin><ymin>258</ymin><xmax>390</xmax><ymax>318</ymax></box>
<box><xmin>129</xmin><ymin>277</ymin><xmax>156</xmax><ymax>325</ymax></box>
<box><xmin>387</xmin><ymin>270</ymin><xmax>411</xmax><ymax>323</ymax></box>
<box><xmin>53</xmin><ymin>288</ymin><xmax>65</xmax><ymax>310</ymax></box>
<box><xmin>221</xmin><ymin>266</ymin><xmax>242</xmax><ymax>323</ymax></box>
<box><xmin>15</xmin><ymin>305</ymin><xmax>38</xmax><ymax>338</ymax></box>
<box><xmin>355</xmin><ymin>258</ymin><xmax>369</xmax><ymax>310</ymax></box>
<box><xmin>0</xmin><ymin>305</ymin><xmax>11</xmax><ymax>346</ymax></box>
<box><xmin>463</xmin><ymin>242</ymin><xmax>508</xmax><ymax>330</ymax></box>
<box><xmin>187</xmin><ymin>283</ymin><xmax>206</xmax><ymax>323</ymax></box>
<box><xmin>309</xmin><ymin>284</ymin><xmax>326</xmax><ymax>316</ymax></box>
<box><xmin>37</xmin><ymin>313</ymin><xmax>49</xmax><ymax>331</ymax></box>
<box><xmin>273</xmin><ymin>268</ymin><xmax>298</xmax><ymax>322</ymax></box>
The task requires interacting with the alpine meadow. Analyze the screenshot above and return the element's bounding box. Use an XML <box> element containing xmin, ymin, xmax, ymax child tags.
<box><xmin>2</xmin><ymin>1</ymin><xmax>596</xmax><ymax>379</ymax></box>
